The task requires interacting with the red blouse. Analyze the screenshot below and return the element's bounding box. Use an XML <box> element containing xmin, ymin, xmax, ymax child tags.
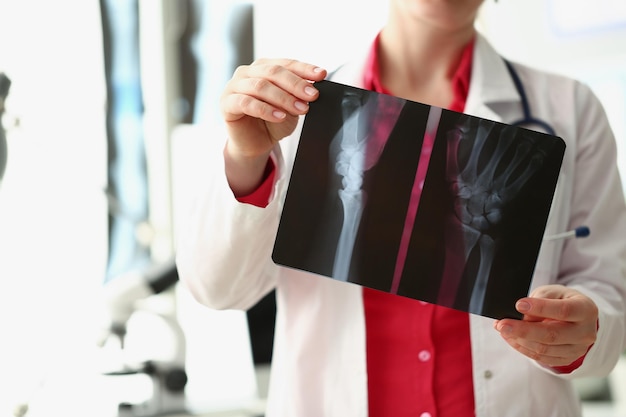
<box><xmin>361</xmin><ymin>33</ymin><xmax>475</xmax><ymax>417</ymax></box>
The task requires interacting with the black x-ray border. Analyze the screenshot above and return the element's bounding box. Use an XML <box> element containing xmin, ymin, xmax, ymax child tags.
<box><xmin>272</xmin><ymin>80</ymin><xmax>566</xmax><ymax>320</ymax></box>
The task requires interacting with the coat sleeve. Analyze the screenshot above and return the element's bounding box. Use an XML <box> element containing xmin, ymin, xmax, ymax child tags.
<box><xmin>174</xmin><ymin>121</ymin><xmax>302</xmax><ymax>311</ymax></box>
<box><xmin>553</xmin><ymin>81</ymin><xmax>626</xmax><ymax>378</ymax></box>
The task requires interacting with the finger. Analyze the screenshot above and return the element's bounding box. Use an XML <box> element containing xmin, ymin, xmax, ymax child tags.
<box><xmin>504</xmin><ymin>335</ymin><xmax>589</xmax><ymax>361</ymax></box>
<box><xmin>221</xmin><ymin>92</ymin><xmax>289</xmax><ymax>123</ymax></box>
<box><xmin>251</xmin><ymin>58</ymin><xmax>327</xmax><ymax>84</ymax></box>
<box><xmin>224</xmin><ymin>60</ymin><xmax>326</xmax><ymax>122</ymax></box>
<box><xmin>239</xmin><ymin>59</ymin><xmax>326</xmax><ymax>101</ymax></box>
<box><xmin>231</xmin><ymin>76</ymin><xmax>315</xmax><ymax>117</ymax></box>
<box><xmin>515</xmin><ymin>295</ymin><xmax>595</xmax><ymax>323</ymax></box>
<box><xmin>495</xmin><ymin>318</ymin><xmax>596</xmax><ymax>346</ymax></box>
<box><xmin>499</xmin><ymin>336</ymin><xmax>587</xmax><ymax>367</ymax></box>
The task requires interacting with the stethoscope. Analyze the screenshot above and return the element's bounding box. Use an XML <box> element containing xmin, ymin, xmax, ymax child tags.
<box><xmin>504</xmin><ymin>60</ymin><xmax>557</xmax><ymax>137</ymax></box>
<box><xmin>501</xmin><ymin>60</ymin><xmax>590</xmax><ymax>241</ymax></box>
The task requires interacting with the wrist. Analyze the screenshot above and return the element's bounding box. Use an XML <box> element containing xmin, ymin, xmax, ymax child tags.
<box><xmin>224</xmin><ymin>141</ymin><xmax>272</xmax><ymax>197</ymax></box>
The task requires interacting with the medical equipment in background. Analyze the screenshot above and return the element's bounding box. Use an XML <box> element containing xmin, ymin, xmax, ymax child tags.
<box><xmin>96</xmin><ymin>2</ymin><xmax>262</xmax><ymax>414</ymax></box>
<box><xmin>97</xmin><ymin>259</ymin><xmax>187</xmax><ymax>417</ymax></box>
<box><xmin>0</xmin><ymin>72</ymin><xmax>11</xmax><ymax>183</ymax></box>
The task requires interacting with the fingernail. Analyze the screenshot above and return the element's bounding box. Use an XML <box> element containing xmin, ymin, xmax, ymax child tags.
<box><xmin>294</xmin><ymin>101</ymin><xmax>308</xmax><ymax>111</ymax></box>
<box><xmin>304</xmin><ymin>86</ymin><xmax>317</xmax><ymax>96</ymax></box>
<box><xmin>516</xmin><ymin>301</ymin><xmax>531</xmax><ymax>312</ymax></box>
<box><xmin>313</xmin><ymin>67</ymin><xmax>324</xmax><ymax>73</ymax></box>
<box><xmin>273</xmin><ymin>110</ymin><xmax>286</xmax><ymax>119</ymax></box>
<box><xmin>498</xmin><ymin>324</ymin><xmax>513</xmax><ymax>335</ymax></box>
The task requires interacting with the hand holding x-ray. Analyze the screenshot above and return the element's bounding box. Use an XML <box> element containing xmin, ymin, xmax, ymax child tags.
<box><xmin>495</xmin><ymin>284</ymin><xmax>599</xmax><ymax>368</ymax></box>
<box><xmin>219</xmin><ymin>59</ymin><xmax>327</xmax><ymax>197</ymax></box>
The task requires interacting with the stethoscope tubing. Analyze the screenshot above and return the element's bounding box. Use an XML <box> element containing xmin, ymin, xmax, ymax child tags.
<box><xmin>504</xmin><ymin>59</ymin><xmax>557</xmax><ymax>137</ymax></box>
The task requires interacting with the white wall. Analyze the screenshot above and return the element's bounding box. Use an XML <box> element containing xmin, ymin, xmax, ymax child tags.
<box><xmin>0</xmin><ymin>0</ymin><xmax>110</xmax><ymax>414</ymax></box>
<box><xmin>478</xmin><ymin>0</ymin><xmax>626</xmax><ymax>184</ymax></box>
<box><xmin>477</xmin><ymin>0</ymin><xmax>626</xmax><ymax>75</ymax></box>
<box><xmin>252</xmin><ymin>0</ymin><xmax>388</xmax><ymax>71</ymax></box>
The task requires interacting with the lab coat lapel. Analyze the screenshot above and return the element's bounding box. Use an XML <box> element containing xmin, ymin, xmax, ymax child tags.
<box><xmin>465</xmin><ymin>33</ymin><xmax>521</xmax><ymax>122</ymax></box>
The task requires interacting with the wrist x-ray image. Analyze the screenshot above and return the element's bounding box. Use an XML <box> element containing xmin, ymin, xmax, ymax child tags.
<box><xmin>272</xmin><ymin>80</ymin><xmax>566</xmax><ymax>319</ymax></box>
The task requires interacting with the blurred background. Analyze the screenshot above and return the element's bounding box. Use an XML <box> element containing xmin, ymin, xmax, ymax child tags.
<box><xmin>0</xmin><ymin>0</ymin><xmax>624</xmax><ymax>416</ymax></box>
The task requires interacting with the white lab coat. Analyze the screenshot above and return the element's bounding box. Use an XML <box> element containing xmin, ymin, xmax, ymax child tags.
<box><xmin>175</xmin><ymin>33</ymin><xmax>626</xmax><ymax>417</ymax></box>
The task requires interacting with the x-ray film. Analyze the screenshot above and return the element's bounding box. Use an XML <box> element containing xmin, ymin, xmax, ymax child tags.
<box><xmin>272</xmin><ymin>80</ymin><xmax>566</xmax><ymax>319</ymax></box>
